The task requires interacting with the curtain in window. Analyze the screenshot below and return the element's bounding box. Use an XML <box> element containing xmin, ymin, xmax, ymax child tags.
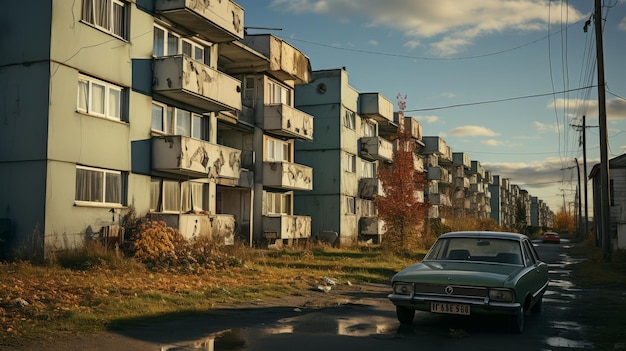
<box><xmin>108</xmin><ymin>88</ymin><xmax>121</xmax><ymax>120</ymax></box>
<box><xmin>150</xmin><ymin>179</ymin><xmax>161</xmax><ymax>211</ymax></box>
<box><xmin>176</xmin><ymin>110</ymin><xmax>191</xmax><ymax>136</ymax></box>
<box><xmin>75</xmin><ymin>168</ymin><xmax>103</xmax><ymax>202</ymax></box>
<box><xmin>191</xmin><ymin>183</ymin><xmax>204</xmax><ymax>211</ymax></box>
<box><xmin>163</xmin><ymin>180</ymin><xmax>180</xmax><ymax>212</ymax></box>
<box><xmin>81</xmin><ymin>0</ymin><xmax>94</xmax><ymax>22</ymax></box>
<box><xmin>105</xmin><ymin>172</ymin><xmax>121</xmax><ymax>203</ymax></box>
<box><xmin>151</xmin><ymin>104</ymin><xmax>164</xmax><ymax>131</ymax></box>
<box><xmin>112</xmin><ymin>1</ymin><xmax>124</xmax><ymax>37</ymax></box>
<box><xmin>181</xmin><ymin>182</ymin><xmax>191</xmax><ymax>213</ymax></box>
<box><xmin>167</xmin><ymin>33</ymin><xmax>179</xmax><ymax>55</ymax></box>
<box><xmin>94</xmin><ymin>0</ymin><xmax>110</xmax><ymax>29</ymax></box>
<box><xmin>153</xmin><ymin>27</ymin><xmax>165</xmax><ymax>56</ymax></box>
<box><xmin>91</xmin><ymin>82</ymin><xmax>105</xmax><ymax>115</ymax></box>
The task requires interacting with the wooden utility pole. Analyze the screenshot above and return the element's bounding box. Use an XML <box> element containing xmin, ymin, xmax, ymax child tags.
<box><xmin>594</xmin><ymin>0</ymin><xmax>611</xmax><ymax>255</ymax></box>
<box><xmin>575</xmin><ymin>158</ymin><xmax>582</xmax><ymax>237</ymax></box>
<box><xmin>582</xmin><ymin>116</ymin><xmax>589</xmax><ymax>238</ymax></box>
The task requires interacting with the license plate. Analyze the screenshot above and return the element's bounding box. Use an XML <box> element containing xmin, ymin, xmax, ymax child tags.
<box><xmin>430</xmin><ymin>302</ymin><xmax>470</xmax><ymax>315</ymax></box>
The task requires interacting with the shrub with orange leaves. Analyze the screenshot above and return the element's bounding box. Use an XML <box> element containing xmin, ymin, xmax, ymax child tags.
<box><xmin>132</xmin><ymin>220</ymin><xmax>188</xmax><ymax>267</ymax></box>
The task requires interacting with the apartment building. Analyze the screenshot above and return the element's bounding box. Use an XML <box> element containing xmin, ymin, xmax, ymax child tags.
<box><xmin>294</xmin><ymin>68</ymin><xmax>395</xmax><ymax>245</ymax></box>
<box><xmin>0</xmin><ymin>0</ymin><xmax>316</xmax><ymax>257</ymax></box>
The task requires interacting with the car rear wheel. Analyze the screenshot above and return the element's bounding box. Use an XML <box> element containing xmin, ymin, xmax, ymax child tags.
<box><xmin>396</xmin><ymin>306</ymin><xmax>415</xmax><ymax>324</ymax></box>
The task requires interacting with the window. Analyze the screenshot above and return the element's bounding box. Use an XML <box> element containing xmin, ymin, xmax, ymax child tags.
<box><xmin>265</xmin><ymin>192</ymin><xmax>292</xmax><ymax>215</ymax></box>
<box><xmin>81</xmin><ymin>0</ymin><xmax>128</xmax><ymax>39</ymax></box>
<box><xmin>266</xmin><ymin>137</ymin><xmax>290</xmax><ymax>162</ymax></box>
<box><xmin>362</xmin><ymin>160</ymin><xmax>376</xmax><ymax>178</ymax></box>
<box><xmin>153</xmin><ymin>25</ymin><xmax>210</xmax><ymax>65</ymax></box>
<box><xmin>344</xmin><ymin>152</ymin><xmax>356</xmax><ymax>173</ymax></box>
<box><xmin>363</xmin><ymin>121</ymin><xmax>376</xmax><ymax>137</ymax></box>
<box><xmin>361</xmin><ymin>199</ymin><xmax>377</xmax><ymax>216</ymax></box>
<box><xmin>345</xmin><ymin>196</ymin><xmax>356</xmax><ymax>214</ymax></box>
<box><xmin>152</xmin><ymin>103</ymin><xmax>208</xmax><ymax>140</ymax></box>
<box><xmin>267</xmin><ymin>80</ymin><xmax>291</xmax><ymax>105</ymax></box>
<box><xmin>150</xmin><ymin>178</ymin><xmax>208</xmax><ymax>213</ymax></box>
<box><xmin>344</xmin><ymin>110</ymin><xmax>356</xmax><ymax>130</ymax></box>
<box><xmin>78</xmin><ymin>75</ymin><xmax>126</xmax><ymax>121</ymax></box>
<box><xmin>244</xmin><ymin>77</ymin><xmax>255</xmax><ymax>101</ymax></box>
<box><xmin>75</xmin><ymin>166</ymin><xmax>125</xmax><ymax>205</ymax></box>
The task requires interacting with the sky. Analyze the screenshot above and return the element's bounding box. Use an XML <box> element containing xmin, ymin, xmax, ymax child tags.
<box><xmin>237</xmin><ymin>0</ymin><xmax>626</xmax><ymax>216</ymax></box>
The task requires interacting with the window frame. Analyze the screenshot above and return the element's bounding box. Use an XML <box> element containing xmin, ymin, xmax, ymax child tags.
<box><xmin>344</xmin><ymin>110</ymin><xmax>356</xmax><ymax>130</ymax></box>
<box><xmin>363</xmin><ymin>121</ymin><xmax>376</xmax><ymax>137</ymax></box>
<box><xmin>77</xmin><ymin>74</ymin><xmax>126</xmax><ymax>122</ymax></box>
<box><xmin>153</xmin><ymin>24</ymin><xmax>211</xmax><ymax>65</ymax></box>
<box><xmin>150</xmin><ymin>178</ymin><xmax>208</xmax><ymax>213</ymax></box>
<box><xmin>361</xmin><ymin>160</ymin><xmax>376</xmax><ymax>178</ymax></box>
<box><xmin>266</xmin><ymin>137</ymin><xmax>291</xmax><ymax>162</ymax></box>
<box><xmin>344</xmin><ymin>152</ymin><xmax>356</xmax><ymax>173</ymax></box>
<box><xmin>265</xmin><ymin>191</ymin><xmax>292</xmax><ymax>215</ymax></box>
<box><xmin>345</xmin><ymin>196</ymin><xmax>356</xmax><ymax>215</ymax></box>
<box><xmin>75</xmin><ymin>165</ymin><xmax>125</xmax><ymax>207</ymax></box>
<box><xmin>81</xmin><ymin>0</ymin><xmax>128</xmax><ymax>40</ymax></box>
<box><xmin>266</xmin><ymin>79</ymin><xmax>291</xmax><ymax>106</ymax></box>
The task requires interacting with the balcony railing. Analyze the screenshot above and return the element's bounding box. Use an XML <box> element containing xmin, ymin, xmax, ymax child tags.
<box><xmin>428</xmin><ymin>193</ymin><xmax>451</xmax><ymax>206</ymax></box>
<box><xmin>239</xmin><ymin>35</ymin><xmax>312</xmax><ymax>84</ymax></box>
<box><xmin>358</xmin><ymin>93</ymin><xmax>394</xmax><ymax>123</ymax></box>
<box><xmin>151</xmin><ymin>213</ymin><xmax>236</xmax><ymax>245</ymax></box>
<box><xmin>360</xmin><ymin>136</ymin><xmax>393</xmax><ymax>162</ymax></box>
<box><xmin>359</xmin><ymin>217</ymin><xmax>385</xmax><ymax>236</ymax></box>
<box><xmin>262</xmin><ymin>215</ymin><xmax>311</xmax><ymax>240</ymax></box>
<box><xmin>152</xmin><ymin>135</ymin><xmax>241</xmax><ymax>179</ymax></box>
<box><xmin>358</xmin><ymin>178</ymin><xmax>382</xmax><ymax>200</ymax></box>
<box><xmin>427</xmin><ymin>166</ymin><xmax>450</xmax><ymax>183</ymax></box>
<box><xmin>155</xmin><ymin>0</ymin><xmax>244</xmax><ymax>43</ymax></box>
<box><xmin>402</xmin><ymin>117</ymin><xmax>422</xmax><ymax>140</ymax></box>
<box><xmin>264</xmin><ymin>104</ymin><xmax>313</xmax><ymax>141</ymax></box>
<box><xmin>263</xmin><ymin>162</ymin><xmax>313</xmax><ymax>191</ymax></box>
<box><xmin>153</xmin><ymin>55</ymin><xmax>241</xmax><ymax>112</ymax></box>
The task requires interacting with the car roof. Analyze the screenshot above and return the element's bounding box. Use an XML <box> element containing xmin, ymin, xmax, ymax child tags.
<box><xmin>438</xmin><ymin>231</ymin><xmax>529</xmax><ymax>241</ymax></box>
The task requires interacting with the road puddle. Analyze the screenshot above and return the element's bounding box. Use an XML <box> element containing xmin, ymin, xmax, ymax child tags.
<box><xmin>546</xmin><ymin>336</ymin><xmax>594</xmax><ymax>349</ymax></box>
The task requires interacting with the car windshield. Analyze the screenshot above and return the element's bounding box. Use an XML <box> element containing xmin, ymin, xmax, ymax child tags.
<box><xmin>425</xmin><ymin>237</ymin><xmax>523</xmax><ymax>265</ymax></box>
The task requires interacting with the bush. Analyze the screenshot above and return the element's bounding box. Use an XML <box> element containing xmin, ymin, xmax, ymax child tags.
<box><xmin>132</xmin><ymin>220</ymin><xmax>188</xmax><ymax>267</ymax></box>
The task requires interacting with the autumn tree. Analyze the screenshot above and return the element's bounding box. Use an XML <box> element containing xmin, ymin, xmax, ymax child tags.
<box><xmin>375</xmin><ymin>95</ymin><xmax>430</xmax><ymax>253</ymax></box>
<box><xmin>553</xmin><ymin>210</ymin><xmax>575</xmax><ymax>234</ymax></box>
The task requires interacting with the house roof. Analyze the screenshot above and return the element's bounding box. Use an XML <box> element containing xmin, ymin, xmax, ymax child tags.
<box><xmin>588</xmin><ymin>153</ymin><xmax>626</xmax><ymax>179</ymax></box>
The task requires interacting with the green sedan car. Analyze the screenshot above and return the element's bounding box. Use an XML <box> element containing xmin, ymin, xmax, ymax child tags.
<box><xmin>388</xmin><ymin>231</ymin><xmax>549</xmax><ymax>333</ymax></box>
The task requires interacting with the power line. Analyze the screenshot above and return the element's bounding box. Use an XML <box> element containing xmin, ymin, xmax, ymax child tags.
<box><xmin>404</xmin><ymin>86</ymin><xmax>594</xmax><ymax>112</ymax></box>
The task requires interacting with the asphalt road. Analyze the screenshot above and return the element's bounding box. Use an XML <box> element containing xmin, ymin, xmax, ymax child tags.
<box><xmin>14</xmin><ymin>240</ymin><xmax>594</xmax><ymax>351</ymax></box>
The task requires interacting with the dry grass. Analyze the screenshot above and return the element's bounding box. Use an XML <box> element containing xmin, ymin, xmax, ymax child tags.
<box><xmin>0</xmin><ymin>243</ymin><xmax>419</xmax><ymax>347</ymax></box>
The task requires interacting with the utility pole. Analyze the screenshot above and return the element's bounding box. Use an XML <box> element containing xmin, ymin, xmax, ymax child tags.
<box><xmin>571</xmin><ymin>117</ymin><xmax>593</xmax><ymax>239</ymax></box>
<box><xmin>575</xmin><ymin>158</ymin><xmax>582</xmax><ymax>237</ymax></box>
<box><xmin>594</xmin><ymin>0</ymin><xmax>611</xmax><ymax>256</ymax></box>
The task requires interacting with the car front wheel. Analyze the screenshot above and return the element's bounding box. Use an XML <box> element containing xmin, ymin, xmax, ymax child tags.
<box><xmin>510</xmin><ymin>306</ymin><xmax>525</xmax><ymax>333</ymax></box>
<box><xmin>396</xmin><ymin>306</ymin><xmax>415</xmax><ymax>324</ymax></box>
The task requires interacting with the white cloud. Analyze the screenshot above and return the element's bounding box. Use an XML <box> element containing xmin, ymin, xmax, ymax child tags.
<box><xmin>533</xmin><ymin>121</ymin><xmax>561</xmax><ymax>133</ymax></box>
<box><xmin>269</xmin><ymin>0</ymin><xmax>585</xmax><ymax>55</ymax></box>
<box><xmin>482</xmin><ymin>139</ymin><xmax>502</xmax><ymax>146</ymax></box>
<box><xmin>619</xmin><ymin>16</ymin><xmax>626</xmax><ymax>31</ymax></box>
<box><xmin>413</xmin><ymin>115</ymin><xmax>440</xmax><ymax>123</ymax></box>
<box><xmin>368</xmin><ymin>39</ymin><xmax>379</xmax><ymax>46</ymax></box>
<box><xmin>403</xmin><ymin>40</ymin><xmax>420</xmax><ymax>49</ymax></box>
<box><xmin>549</xmin><ymin>97</ymin><xmax>626</xmax><ymax>120</ymax></box>
<box><xmin>448</xmin><ymin>125</ymin><xmax>500</xmax><ymax>137</ymax></box>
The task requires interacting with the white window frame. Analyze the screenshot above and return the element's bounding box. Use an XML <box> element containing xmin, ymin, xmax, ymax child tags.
<box><xmin>151</xmin><ymin>101</ymin><xmax>167</xmax><ymax>133</ymax></box>
<box><xmin>150</xmin><ymin>179</ymin><xmax>208</xmax><ymax>213</ymax></box>
<box><xmin>361</xmin><ymin>199</ymin><xmax>377</xmax><ymax>217</ymax></box>
<box><xmin>345</xmin><ymin>196</ymin><xmax>356</xmax><ymax>215</ymax></box>
<box><xmin>266</xmin><ymin>137</ymin><xmax>291</xmax><ymax>162</ymax></box>
<box><xmin>362</xmin><ymin>160</ymin><xmax>376</xmax><ymax>178</ymax></box>
<box><xmin>153</xmin><ymin>24</ymin><xmax>210</xmax><ymax>65</ymax></box>
<box><xmin>265</xmin><ymin>192</ymin><xmax>292</xmax><ymax>215</ymax></box>
<box><xmin>81</xmin><ymin>0</ymin><xmax>128</xmax><ymax>39</ymax></box>
<box><xmin>78</xmin><ymin>74</ymin><xmax>125</xmax><ymax>122</ymax></box>
<box><xmin>344</xmin><ymin>152</ymin><xmax>356</xmax><ymax>173</ymax></box>
<box><xmin>267</xmin><ymin>80</ymin><xmax>291</xmax><ymax>106</ymax></box>
<box><xmin>363</xmin><ymin>121</ymin><xmax>376</xmax><ymax>137</ymax></box>
<box><xmin>75</xmin><ymin>166</ymin><xmax>123</xmax><ymax>206</ymax></box>
<box><xmin>152</xmin><ymin>103</ymin><xmax>208</xmax><ymax>140</ymax></box>
<box><xmin>344</xmin><ymin>110</ymin><xmax>356</xmax><ymax>130</ymax></box>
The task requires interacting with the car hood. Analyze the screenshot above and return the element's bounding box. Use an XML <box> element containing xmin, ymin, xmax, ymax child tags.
<box><xmin>392</xmin><ymin>261</ymin><xmax>524</xmax><ymax>287</ymax></box>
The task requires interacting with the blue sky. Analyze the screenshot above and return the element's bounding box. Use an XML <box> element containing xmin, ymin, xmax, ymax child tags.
<box><xmin>238</xmin><ymin>0</ymin><xmax>626</xmax><ymax>215</ymax></box>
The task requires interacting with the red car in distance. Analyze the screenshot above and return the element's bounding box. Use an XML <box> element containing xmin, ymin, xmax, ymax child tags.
<box><xmin>541</xmin><ymin>232</ymin><xmax>560</xmax><ymax>244</ymax></box>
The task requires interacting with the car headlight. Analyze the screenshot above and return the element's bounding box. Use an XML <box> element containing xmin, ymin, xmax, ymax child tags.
<box><xmin>393</xmin><ymin>282</ymin><xmax>414</xmax><ymax>295</ymax></box>
<box><xmin>489</xmin><ymin>289</ymin><xmax>515</xmax><ymax>302</ymax></box>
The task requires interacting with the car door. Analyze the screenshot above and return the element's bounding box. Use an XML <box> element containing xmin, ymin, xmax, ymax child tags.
<box><xmin>519</xmin><ymin>239</ymin><xmax>549</xmax><ymax>303</ymax></box>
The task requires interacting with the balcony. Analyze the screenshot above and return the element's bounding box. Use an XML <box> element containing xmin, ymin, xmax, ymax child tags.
<box><xmin>155</xmin><ymin>0</ymin><xmax>244</xmax><ymax>43</ymax></box>
<box><xmin>360</xmin><ymin>136</ymin><xmax>393</xmax><ymax>162</ymax></box>
<box><xmin>153</xmin><ymin>55</ymin><xmax>241</xmax><ymax>112</ymax></box>
<box><xmin>453</xmin><ymin>152</ymin><xmax>471</xmax><ymax>169</ymax></box>
<box><xmin>152</xmin><ymin>135</ymin><xmax>241</xmax><ymax>179</ymax></box>
<box><xmin>454</xmin><ymin>177</ymin><xmax>470</xmax><ymax>188</ymax></box>
<box><xmin>427</xmin><ymin>166</ymin><xmax>450</xmax><ymax>183</ymax></box>
<box><xmin>263</xmin><ymin>215</ymin><xmax>311</xmax><ymax>240</ymax></box>
<box><xmin>413</xmin><ymin>154</ymin><xmax>425</xmax><ymax>172</ymax></box>
<box><xmin>152</xmin><ymin>213</ymin><xmax>235</xmax><ymax>245</ymax></box>
<box><xmin>359</xmin><ymin>178</ymin><xmax>382</xmax><ymax>200</ymax></box>
<box><xmin>470</xmin><ymin>183</ymin><xmax>485</xmax><ymax>193</ymax></box>
<box><xmin>359</xmin><ymin>217</ymin><xmax>385</xmax><ymax>237</ymax></box>
<box><xmin>359</xmin><ymin>93</ymin><xmax>394</xmax><ymax>123</ymax></box>
<box><xmin>223</xmin><ymin>35</ymin><xmax>312</xmax><ymax>84</ymax></box>
<box><xmin>428</xmin><ymin>193</ymin><xmax>451</xmax><ymax>206</ymax></box>
<box><xmin>263</xmin><ymin>162</ymin><xmax>313</xmax><ymax>191</ymax></box>
<box><xmin>402</xmin><ymin>116</ymin><xmax>422</xmax><ymax>140</ymax></box>
<box><xmin>471</xmin><ymin>160</ymin><xmax>485</xmax><ymax>179</ymax></box>
<box><xmin>422</xmin><ymin>136</ymin><xmax>453</xmax><ymax>164</ymax></box>
<box><xmin>264</xmin><ymin>104</ymin><xmax>313</xmax><ymax>141</ymax></box>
